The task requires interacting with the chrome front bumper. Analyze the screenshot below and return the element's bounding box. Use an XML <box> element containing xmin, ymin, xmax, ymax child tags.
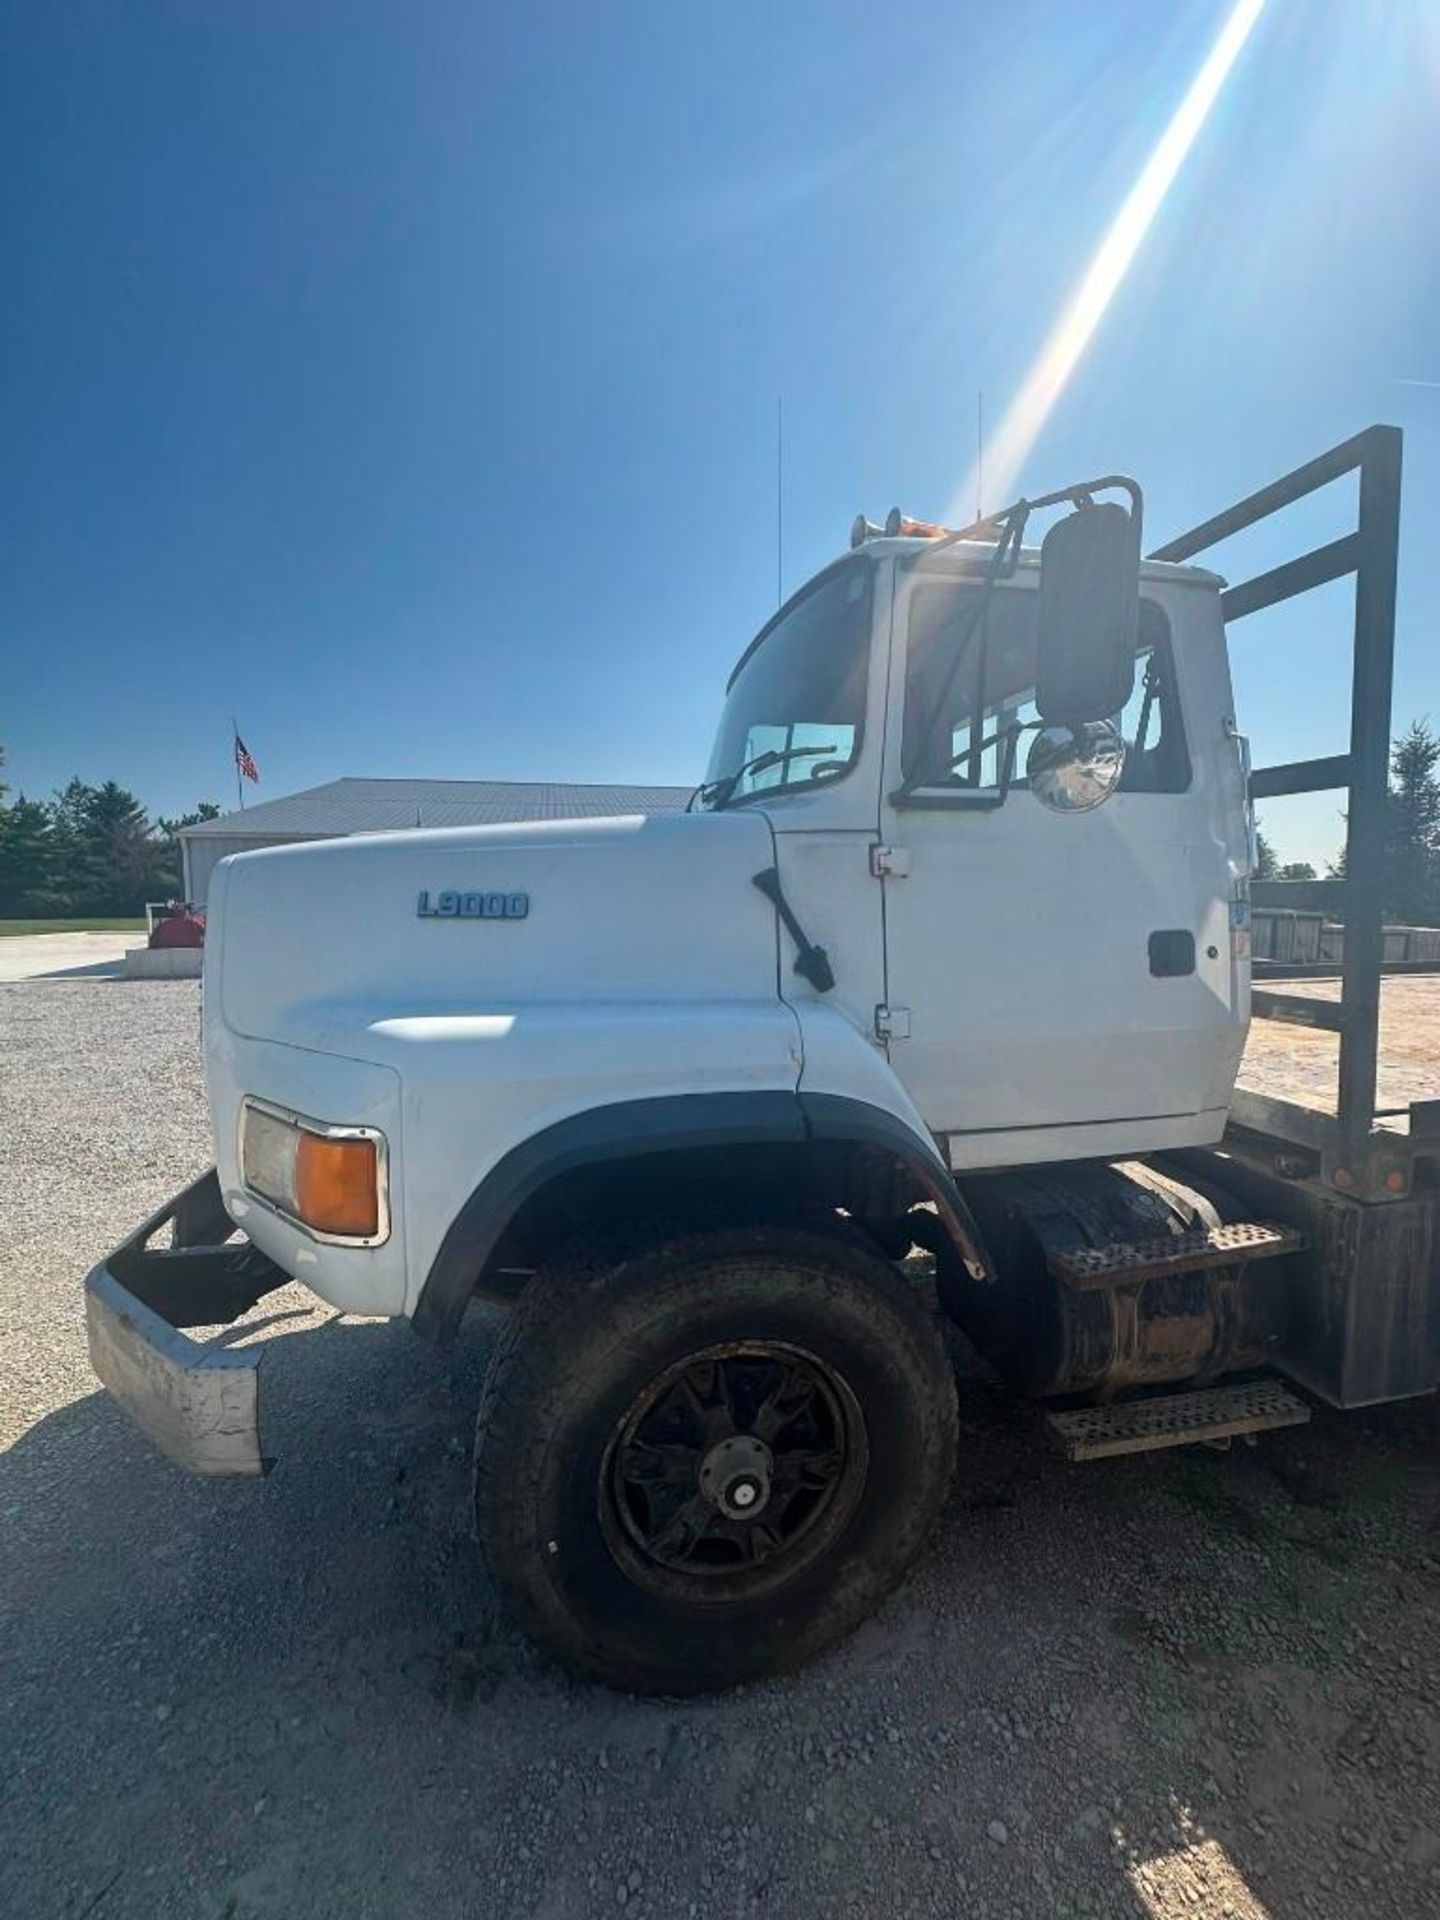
<box><xmin>84</xmin><ymin>1169</ymin><xmax>289</xmax><ymax>1477</ymax></box>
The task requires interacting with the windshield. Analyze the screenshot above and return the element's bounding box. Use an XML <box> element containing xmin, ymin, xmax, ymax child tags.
<box><xmin>703</xmin><ymin>558</ymin><xmax>874</xmax><ymax>807</ymax></box>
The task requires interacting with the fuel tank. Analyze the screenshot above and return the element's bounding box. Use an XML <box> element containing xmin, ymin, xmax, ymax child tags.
<box><xmin>941</xmin><ymin>1160</ymin><xmax>1288</xmax><ymax>1399</ymax></box>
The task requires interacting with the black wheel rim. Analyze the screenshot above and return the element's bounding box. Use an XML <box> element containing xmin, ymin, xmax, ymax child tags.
<box><xmin>600</xmin><ymin>1342</ymin><xmax>868</xmax><ymax>1605</ymax></box>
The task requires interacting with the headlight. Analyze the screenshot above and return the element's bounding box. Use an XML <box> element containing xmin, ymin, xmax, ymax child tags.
<box><xmin>241</xmin><ymin>1100</ymin><xmax>387</xmax><ymax>1244</ymax></box>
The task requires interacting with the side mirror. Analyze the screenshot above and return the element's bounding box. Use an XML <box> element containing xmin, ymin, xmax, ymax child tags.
<box><xmin>1035</xmin><ymin>501</ymin><xmax>1139</xmax><ymax>725</ymax></box>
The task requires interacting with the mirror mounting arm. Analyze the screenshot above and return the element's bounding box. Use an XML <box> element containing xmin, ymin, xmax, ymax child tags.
<box><xmin>910</xmin><ymin>476</ymin><xmax>1143</xmax><ymax>569</ymax></box>
<box><xmin>1025</xmin><ymin>474</ymin><xmax>1142</xmax><ymax>543</ymax></box>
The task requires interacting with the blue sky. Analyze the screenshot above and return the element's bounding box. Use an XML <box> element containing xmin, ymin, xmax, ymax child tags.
<box><xmin>3</xmin><ymin>0</ymin><xmax>1437</xmax><ymax>867</ymax></box>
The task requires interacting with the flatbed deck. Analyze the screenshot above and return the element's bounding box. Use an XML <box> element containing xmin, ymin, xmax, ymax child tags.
<box><xmin>1239</xmin><ymin>974</ymin><xmax>1440</xmax><ymax>1128</ymax></box>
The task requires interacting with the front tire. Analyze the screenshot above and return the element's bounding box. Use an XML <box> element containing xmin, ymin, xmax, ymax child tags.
<box><xmin>473</xmin><ymin>1223</ymin><xmax>957</xmax><ymax>1695</ymax></box>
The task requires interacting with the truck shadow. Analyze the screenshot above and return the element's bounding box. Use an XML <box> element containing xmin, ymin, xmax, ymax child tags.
<box><xmin>8</xmin><ymin>958</ymin><xmax>129</xmax><ymax>980</ymax></box>
<box><xmin>4</xmin><ymin>1304</ymin><xmax>1439</xmax><ymax>1920</ymax></box>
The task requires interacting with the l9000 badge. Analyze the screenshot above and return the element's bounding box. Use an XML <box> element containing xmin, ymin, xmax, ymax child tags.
<box><xmin>417</xmin><ymin>889</ymin><xmax>529</xmax><ymax>920</ymax></box>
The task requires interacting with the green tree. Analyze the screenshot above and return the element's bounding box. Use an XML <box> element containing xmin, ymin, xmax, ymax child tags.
<box><xmin>46</xmin><ymin>777</ymin><xmax>98</xmax><ymax>908</ymax></box>
<box><xmin>42</xmin><ymin>778</ymin><xmax>168</xmax><ymax>915</ymax></box>
<box><xmin>156</xmin><ymin>801</ymin><xmax>222</xmax><ymax>835</ymax></box>
<box><xmin>1278</xmin><ymin>860</ymin><xmax>1317</xmax><ymax>881</ymax></box>
<box><xmin>1253</xmin><ymin>827</ymin><xmax>1278</xmax><ymax>881</ymax></box>
<box><xmin>80</xmin><ymin>782</ymin><xmax>169</xmax><ymax>914</ymax></box>
<box><xmin>0</xmin><ymin>794</ymin><xmax>54</xmax><ymax>914</ymax></box>
<box><xmin>0</xmin><ymin>765</ymin><xmax>222</xmax><ymax>917</ymax></box>
<box><xmin>1382</xmin><ymin>719</ymin><xmax>1440</xmax><ymax>923</ymax></box>
<box><xmin>1323</xmin><ymin>720</ymin><xmax>1440</xmax><ymax>919</ymax></box>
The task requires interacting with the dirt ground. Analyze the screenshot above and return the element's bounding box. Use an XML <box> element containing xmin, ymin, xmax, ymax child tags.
<box><xmin>4</xmin><ymin>979</ymin><xmax>1440</xmax><ymax>1920</ymax></box>
<box><xmin>1239</xmin><ymin>974</ymin><xmax>1440</xmax><ymax>1121</ymax></box>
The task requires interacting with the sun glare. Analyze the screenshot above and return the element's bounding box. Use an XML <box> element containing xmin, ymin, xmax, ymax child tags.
<box><xmin>953</xmin><ymin>0</ymin><xmax>1269</xmax><ymax>519</ymax></box>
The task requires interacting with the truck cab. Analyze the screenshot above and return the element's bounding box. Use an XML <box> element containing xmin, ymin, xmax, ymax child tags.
<box><xmin>87</xmin><ymin>427</ymin><xmax>1429</xmax><ymax>1697</ymax></box>
<box><xmin>701</xmin><ymin>534</ymin><xmax>1250</xmax><ymax>1168</ymax></box>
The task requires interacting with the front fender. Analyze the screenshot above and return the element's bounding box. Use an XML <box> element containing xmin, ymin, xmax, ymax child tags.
<box><xmin>354</xmin><ymin>1000</ymin><xmax>803</xmax><ymax>1319</ymax></box>
<box><xmin>407</xmin><ymin>999</ymin><xmax>992</xmax><ymax>1341</ymax></box>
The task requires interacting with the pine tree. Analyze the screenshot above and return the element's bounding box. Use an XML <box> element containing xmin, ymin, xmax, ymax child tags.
<box><xmin>1383</xmin><ymin>719</ymin><xmax>1440</xmax><ymax>924</ymax></box>
<box><xmin>78</xmin><ymin>782</ymin><xmax>168</xmax><ymax>915</ymax></box>
<box><xmin>43</xmin><ymin>778</ymin><xmax>166</xmax><ymax>915</ymax></box>
<box><xmin>156</xmin><ymin>802</ymin><xmax>221</xmax><ymax>835</ymax></box>
<box><xmin>45</xmin><ymin>778</ymin><xmax>96</xmax><ymax>912</ymax></box>
<box><xmin>1322</xmin><ymin>721</ymin><xmax>1440</xmax><ymax>918</ymax></box>
<box><xmin>1</xmin><ymin>766</ymin><xmax>222</xmax><ymax>918</ymax></box>
<box><xmin>0</xmin><ymin>795</ymin><xmax>54</xmax><ymax>914</ymax></box>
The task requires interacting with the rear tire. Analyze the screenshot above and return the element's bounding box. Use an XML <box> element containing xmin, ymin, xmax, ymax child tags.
<box><xmin>473</xmin><ymin>1223</ymin><xmax>957</xmax><ymax>1695</ymax></box>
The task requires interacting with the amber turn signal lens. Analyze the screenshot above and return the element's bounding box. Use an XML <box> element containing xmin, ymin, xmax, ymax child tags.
<box><xmin>294</xmin><ymin>1132</ymin><xmax>379</xmax><ymax>1237</ymax></box>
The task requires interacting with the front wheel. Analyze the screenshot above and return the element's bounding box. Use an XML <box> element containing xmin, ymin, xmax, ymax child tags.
<box><xmin>473</xmin><ymin>1224</ymin><xmax>957</xmax><ymax>1694</ymax></box>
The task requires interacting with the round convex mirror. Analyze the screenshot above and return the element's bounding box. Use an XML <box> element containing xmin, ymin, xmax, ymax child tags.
<box><xmin>1026</xmin><ymin>719</ymin><xmax>1125</xmax><ymax>813</ymax></box>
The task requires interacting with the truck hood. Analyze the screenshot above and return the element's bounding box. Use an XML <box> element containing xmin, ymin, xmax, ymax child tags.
<box><xmin>207</xmin><ymin>810</ymin><xmax>783</xmax><ymax>1049</ymax></box>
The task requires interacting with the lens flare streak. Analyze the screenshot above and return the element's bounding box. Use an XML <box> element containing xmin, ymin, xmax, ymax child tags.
<box><xmin>956</xmin><ymin>0</ymin><xmax>1269</xmax><ymax>517</ymax></box>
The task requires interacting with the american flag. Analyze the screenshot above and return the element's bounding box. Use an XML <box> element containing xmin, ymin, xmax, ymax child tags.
<box><xmin>234</xmin><ymin>733</ymin><xmax>260</xmax><ymax>784</ymax></box>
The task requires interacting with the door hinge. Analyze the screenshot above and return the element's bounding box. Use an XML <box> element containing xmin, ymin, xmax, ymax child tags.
<box><xmin>874</xmin><ymin>1004</ymin><xmax>911</xmax><ymax>1041</ymax></box>
<box><xmin>870</xmin><ymin>845</ymin><xmax>911</xmax><ymax>878</ymax></box>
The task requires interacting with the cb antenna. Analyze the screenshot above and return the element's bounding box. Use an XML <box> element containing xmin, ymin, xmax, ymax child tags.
<box><xmin>776</xmin><ymin>395</ymin><xmax>784</xmax><ymax>607</ymax></box>
<box><xmin>976</xmin><ymin>388</ymin><xmax>985</xmax><ymax>523</ymax></box>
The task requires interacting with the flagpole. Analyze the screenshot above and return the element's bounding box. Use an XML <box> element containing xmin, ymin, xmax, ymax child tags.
<box><xmin>232</xmin><ymin>717</ymin><xmax>244</xmax><ymax>811</ymax></box>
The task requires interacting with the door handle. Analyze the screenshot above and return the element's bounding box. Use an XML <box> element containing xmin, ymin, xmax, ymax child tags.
<box><xmin>1149</xmin><ymin>930</ymin><xmax>1196</xmax><ymax>977</ymax></box>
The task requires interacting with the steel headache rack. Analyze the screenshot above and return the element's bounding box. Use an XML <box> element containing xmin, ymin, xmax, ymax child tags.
<box><xmin>1152</xmin><ymin>424</ymin><xmax>1413</xmax><ymax>1201</ymax></box>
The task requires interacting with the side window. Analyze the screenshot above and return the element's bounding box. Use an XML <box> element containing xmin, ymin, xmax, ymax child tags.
<box><xmin>901</xmin><ymin>588</ymin><xmax>1189</xmax><ymax>794</ymax></box>
<box><xmin>1112</xmin><ymin>605</ymin><xmax>1191</xmax><ymax>793</ymax></box>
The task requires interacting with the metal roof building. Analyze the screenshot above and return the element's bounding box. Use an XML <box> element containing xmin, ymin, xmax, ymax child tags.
<box><xmin>178</xmin><ymin>777</ymin><xmax>692</xmax><ymax>905</ymax></box>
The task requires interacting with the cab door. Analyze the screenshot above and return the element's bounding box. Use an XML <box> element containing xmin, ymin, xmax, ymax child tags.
<box><xmin>710</xmin><ymin>553</ymin><xmax>892</xmax><ymax>1067</ymax></box>
<box><xmin>876</xmin><ymin>563</ymin><xmax>1243</xmax><ymax>1168</ymax></box>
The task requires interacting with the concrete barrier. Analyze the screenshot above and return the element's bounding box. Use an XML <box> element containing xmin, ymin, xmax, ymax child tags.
<box><xmin>122</xmin><ymin>946</ymin><xmax>204</xmax><ymax>980</ymax></box>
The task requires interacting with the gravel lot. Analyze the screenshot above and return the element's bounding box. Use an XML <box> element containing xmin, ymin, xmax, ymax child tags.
<box><xmin>4</xmin><ymin>978</ymin><xmax>1440</xmax><ymax>1920</ymax></box>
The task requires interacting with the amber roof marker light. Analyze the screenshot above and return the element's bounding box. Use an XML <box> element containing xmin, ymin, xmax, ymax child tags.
<box><xmin>851</xmin><ymin>510</ymin><xmax>956</xmax><ymax>549</ymax></box>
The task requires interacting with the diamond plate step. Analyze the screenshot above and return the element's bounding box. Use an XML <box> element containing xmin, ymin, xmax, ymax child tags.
<box><xmin>1047</xmin><ymin>1221</ymin><xmax>1306</xmax><ymax>1291</ymax></box>
<box><xmin>1046</xmin><ymin>1378</ymin><xmax>1310</xmax><ymax>1462</ymax></box>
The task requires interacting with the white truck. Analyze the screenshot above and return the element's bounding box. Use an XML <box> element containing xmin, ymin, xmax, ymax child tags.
<box><xmin>88</xmin><ymin>425</ymin><xmax>1436</xmax><ymax>1695</ymax></box>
